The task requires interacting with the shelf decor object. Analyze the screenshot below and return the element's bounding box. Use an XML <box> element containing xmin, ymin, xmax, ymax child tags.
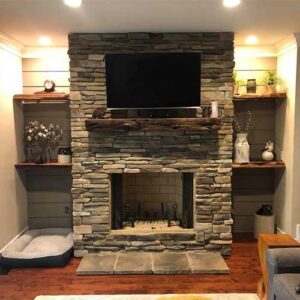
<box><xmin>58</xmin><ymin>147</ymin><xmax>72</xmax><ymax>164</ymax></box>
<box><xmin>233</xmin><ymin>111</ymin><xmax>252</xmax><ymax>163</ymax></box>
<box><xmin>24</xmin><ymin>121</ymin><xmax>63</xmax><ymax>164</ymax></box>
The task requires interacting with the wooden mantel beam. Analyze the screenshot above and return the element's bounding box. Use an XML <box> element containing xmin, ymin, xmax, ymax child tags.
<box><xmin>85</xmin><ymin>118</ymin><xmax>221</xmax><ymax>132</ymax></box>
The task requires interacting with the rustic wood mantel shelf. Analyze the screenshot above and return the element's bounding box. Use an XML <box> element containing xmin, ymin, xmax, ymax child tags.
<box><xmin>232</xmin><ymin>160</ymin><xmax>286</xmax><ymax>169</ymax></box>
<box><xmin>15</xmin><ymin>163</ymin><xmax>72</xmax><ymax>169</ymax></box>
<box><xmin>85</xmin><ymin>118</ymin><xmax>222</xmax><ymax>132</ymax></box>
<box><xmin>233</xmin><ymin>93</ymin><xmax>287</xmax><ymax>102</ymax></box>
<box><xmin>13</xmin><ymin>92</ymin><xmax>69</xmax><ymax>102</ymax></box>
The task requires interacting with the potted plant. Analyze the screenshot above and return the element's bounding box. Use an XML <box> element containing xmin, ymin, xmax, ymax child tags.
<box><xmin>24</xmin><ymin>121</ymin><xmax>63</xmax><ymax>163</ymax></box>
<box><xmin>264</xmin><ymin>70</ymin><xmax>279</xmax><ymax>95</ymax></box>
<box><xmin>233</xmin><ymin>70</ymin><xmax>240</xmax><ymax>95</ymax></box>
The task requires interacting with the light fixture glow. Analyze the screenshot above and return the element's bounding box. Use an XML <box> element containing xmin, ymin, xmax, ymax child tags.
<box><xmin>64</xmin><ymin>0</ymin><xmax>82</xmax><ymax>8</ymax></box>
<box><xmin>223</xmin><ymin>0</ymin><xmax>241</xmax><ymax>8</ymax></box>
<box><xmin>245</xmin><ymin>35</ymin><xmax>259</xmax><ymax>45</ymax></box>
<box><xmin>38</xmin><ymin>36</ymin><xmax>53</xmax><ymax>46</ymax></box>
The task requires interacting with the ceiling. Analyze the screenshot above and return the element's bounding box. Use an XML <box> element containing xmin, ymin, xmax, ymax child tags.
<box><xmin>0</xmin><ymin>0</ymin><xmax>300</xmax><ymax>48</ymax></box>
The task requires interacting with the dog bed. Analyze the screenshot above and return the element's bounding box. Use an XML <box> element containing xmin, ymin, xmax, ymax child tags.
<box><xmin>0</xmin><ymin>228</ymin><xmax>73</xmax><ymax>274</ymax></box>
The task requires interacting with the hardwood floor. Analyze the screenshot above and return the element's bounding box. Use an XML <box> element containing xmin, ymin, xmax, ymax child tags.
<box><xmin>0</xmin><ymin>234</ymin><xmax>261</xmax><ymax>300</ymax></box>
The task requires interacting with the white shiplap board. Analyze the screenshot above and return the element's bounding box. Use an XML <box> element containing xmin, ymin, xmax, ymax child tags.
<box><xmin>233</xmin><ymin>56</ymin><xmax>278</xmax><ymax>233</ymax></box>
<box><xmin>26</xmin><ymin>170</ymin><xmax>72</xmax><ymax>229</ymax></box>
<box><xmin>22</xmin><ymin>57</ymin><xmax>70</xmax><ymax>94</ymax></box>
<box><xmin>22</xmin><ymin>55</ymin><xmax>72</xmax><ymax>229</ymax></box>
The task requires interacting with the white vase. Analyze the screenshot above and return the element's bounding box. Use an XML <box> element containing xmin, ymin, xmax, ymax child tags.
<box><xmin>262</xmin><ymin>150</ymin><xmax>274</xmax><ymax>162</ymax></box>
<box><xmin>234</xmin><ymin>133</ymin><xmax>250</xmax><ymax>163</ymax></box>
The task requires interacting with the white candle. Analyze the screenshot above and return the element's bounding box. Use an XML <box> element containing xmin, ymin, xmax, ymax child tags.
<box><xmin>211</xmin><ymin>101</ymin><xmax>219</xmax><ymax>118</ymax></box>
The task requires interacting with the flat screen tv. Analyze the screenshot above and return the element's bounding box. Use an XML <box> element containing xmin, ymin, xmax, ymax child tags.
<box><xmin>105</xmin><ymin>53</ymin><xmax>201</xmax><ymax>109</ymax></box>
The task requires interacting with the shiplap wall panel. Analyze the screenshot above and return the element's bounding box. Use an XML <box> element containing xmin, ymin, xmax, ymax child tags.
<box><xmin>29</xmin><ymin>217</ymin><xmax>72</xmax><ymax>229</ymax></box>
<box><xmin>28</xmin><ymin>191</ymin><xmax>71</xmax><ymax>203</ymax></box>
<box><xmin>233</xmin><ymin>169</ymin><xmax>275</xmax><ymax>232</ymax></box>
<box><xmin>24</xmin><ymin>103</ymin><xmax>71</xmax><ymax>160</ymax></box>
<box><xmin>23</xmin><ymin>87</ymin><xmax>70</xmax><ymax>94</ymax></box>
<box><xmin>22</xmin><ymin>57</ymin><xmax>69</xmax><ymax>71</ymax></box>
<box><xmin>23</xmin><ymin>72</ymin><xmax>70</xmax><ymax>87</ymax></box>
<box><xmin>233</xmin><ymin>56</ymin><xmax>277</xmax><ymax>233</ymax></box>
<box><xmin>29</xmin><ymin>203</ymin><xmax>70</xmax><ymax>218</ymax></box>
<box><xmin>22</xmin><ymin>57</ymin><xmax>70</xmax><ymax>94</ymax></box>
<box><xmin>22</xmin><ymin>55</ymin><xmax>71</xmax><ymax>229</ymax></box>
<box><xmin>234</xmin><ymin>101</ymin><xmax>275</xmax><ymax>160</ymax></box>
<box><xmin>26</xmin><ymin>170</ymin><xmax>72</xmax><ymax>229</ymax></box>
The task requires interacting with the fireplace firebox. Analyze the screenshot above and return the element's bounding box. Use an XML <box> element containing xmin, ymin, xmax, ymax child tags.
<box><xmin>111</xmin><ymin>173</ymin><xmax>193</xmax><ymax>231</ymax></box>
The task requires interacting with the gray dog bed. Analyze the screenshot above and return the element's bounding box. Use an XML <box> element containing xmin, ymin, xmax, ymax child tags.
<box><xmin>0</xmin><ymin>228</ymin><xmax>73</xmax><ymax>274</ymax></box>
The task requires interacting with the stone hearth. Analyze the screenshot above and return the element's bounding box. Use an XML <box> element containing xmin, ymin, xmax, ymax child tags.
<box><xmin>69</xmin><ymin>32</ymin><xmax>234</xmax><ymax>257</ymax></box>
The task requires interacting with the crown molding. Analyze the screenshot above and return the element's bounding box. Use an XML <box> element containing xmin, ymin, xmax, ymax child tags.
<box><xmin>0</xmin><ymin>31</ymin><xmax>24</xmax><ymax>56</ymax></box>
<box><xmin>276</xmin><ymin>35</ymin><xmax>297</xmax><ymax>56</ymax></box>
<box><xmin>294</xmin><ymin>33</ymin><xmax>300</xmax><ymax>46</ymax></box>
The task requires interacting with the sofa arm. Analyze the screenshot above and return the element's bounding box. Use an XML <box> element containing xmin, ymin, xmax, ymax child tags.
<box><xmin>267</xmin><ymin>248</ymin><xmax>300</xmax><ymax>300</ymax></box>
<box><xmin>267</xmin><ymin>247</ymin><xmax>300</xmax><ymax>268</ymax></box>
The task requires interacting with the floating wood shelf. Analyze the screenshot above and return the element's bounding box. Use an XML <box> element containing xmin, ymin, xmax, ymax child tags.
<box><xmin>232</xmin><ymin>160</ymin><xmax>286</xmax><ymax>169</ymax></box>
<box><xmin>233</xmin><ymin>93</ymin><xmax>287</xmax><ymax>102</ymax></box>
<box><xmin>15</xmin><ymin>163</ymin><xmax>72</xmax><ymax>169</ymax></box>
<box><xmin>13</xmin><ymin>92</ymin><xmax>69</xmax><ymax>102</ymax></box>
<box><xmin>85</xmin><ymin>118</ymin><xmax>221</xmax><ymax>132</ymax></box>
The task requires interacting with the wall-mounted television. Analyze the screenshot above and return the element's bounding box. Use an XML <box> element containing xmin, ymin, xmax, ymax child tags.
<box><xmin>105</xmin><ymin>53</ymin><xmax>201</xmax><ymax>109</ymax></box>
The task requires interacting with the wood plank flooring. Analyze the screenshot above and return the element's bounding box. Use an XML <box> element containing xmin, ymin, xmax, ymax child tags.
<box><xmin>0</xmin><ymin>234</ymin><xmax>261</xmax><ymax>300</ymax></box>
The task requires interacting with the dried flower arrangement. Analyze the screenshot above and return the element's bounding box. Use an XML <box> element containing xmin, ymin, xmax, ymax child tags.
<box><xmin>233</xmin><ymin>110</ymin><xmax>252</xmax><ymax>133</ymax></box>
<box><xmin>24</xmin><ymin>121</ymin><xmax>63</xmax><ymax>163</ymax></box>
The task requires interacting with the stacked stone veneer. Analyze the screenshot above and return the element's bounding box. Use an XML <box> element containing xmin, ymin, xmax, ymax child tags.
<box><xmin>69</xmin><ymin>32</ymin><xmax>234</xmax><ymax>257</ymax></box>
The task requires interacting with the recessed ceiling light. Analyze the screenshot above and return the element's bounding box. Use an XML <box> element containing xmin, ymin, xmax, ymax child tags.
<box><xmin>223</xmin><ymin>0</ymin><xmax>241</xmax><ymax>8</ymax></box>
<box><xmin>64</xmin><ymin>0</ymin><xmax>82</xmax><ymax>8</ymax></box>
<box><xmin>245</xmin><ymin>35</ymin><xmax>259</xmax><ymax>45</ymax></box>
<box><xmin>38</xmin><ymin>36</ymin><xmax>52</xmax><ymax>46</ymax></box>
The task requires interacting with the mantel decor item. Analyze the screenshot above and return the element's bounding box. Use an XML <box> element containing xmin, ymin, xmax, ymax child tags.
<box><xmin>262</xmin><ymin>141</ymin><xmax>275</xmax><ymax>161</ymax></box>
<box><xmin>210</xmin><ymin>101</ymin><xmax>219</xmax><ymax>118</ymax></box>
<box><xmin>254</xmin><ymin>204</ymin><xmax>275</xmax><ymax>239</ymax></box>
<box><xmin>247</xmin><ymin>79</ymin><xmax>257</xmax><ymax>94</ymax></box>
<box><xmin>264</xmin><ymin>70</ymin><xmax>282</xmax><ymax>95</ymax></box>
<box><xmin>43</xmin><ymin>80</ymin><xmax>56</xmax><ymax>93</ymax></box>
<box><xmin>58</xmin><ymin>147</ymin><xmax>72</xmax><ymax>164</ymax></box>
<box><xmin>233</xmin><ymin>111</ymin><xmax>252</xmax><ymax>163</ymax></box>
<box><xmin>24</xmin><ymin>121</ymin><xmax>63</xmax><ymax>164</ymax></box>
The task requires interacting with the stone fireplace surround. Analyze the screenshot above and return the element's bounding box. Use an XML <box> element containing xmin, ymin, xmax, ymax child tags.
<box><xmin>69</xmin><ymin>32</ymin><xmax>234</xmax><ymax>257</ymax></box>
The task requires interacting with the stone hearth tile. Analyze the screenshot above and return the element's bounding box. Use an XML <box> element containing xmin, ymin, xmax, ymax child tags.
<box><xmin>115</xmin><ymin>253</ymin><xmax>153</xmax><ymax>274</ymax></box>
<box><xmin>76</xmin><ymin>253</ymin><xmax>117</xmax><ymax>275</ymax></box>
<box><xmin>187</xmin><ymin>252</ymin><xmax>229</xmax><ymax>274</ymax></box>
<box><xmin>152</xmin><ymin>253</ymin><xmax>191</xmax><ymax>274</ymax></box>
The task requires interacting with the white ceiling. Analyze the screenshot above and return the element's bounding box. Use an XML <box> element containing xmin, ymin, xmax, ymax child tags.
<box><xmin>0</xmin><ymin>0</ymin><xmax>300</xmax><ymax>48</ymax></box>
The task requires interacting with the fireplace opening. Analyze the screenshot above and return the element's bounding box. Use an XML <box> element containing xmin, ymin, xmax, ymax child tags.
<box><xmin>111</xmin><ymin>173</ymin><xmax>193</xmax><ymax>231</ymax></box>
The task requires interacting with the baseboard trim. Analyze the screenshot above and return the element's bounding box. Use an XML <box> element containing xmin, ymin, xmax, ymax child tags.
<box><xmin>0</xmin><ymin>227</ymin><xmax>28</xmax><ymax>254</ymax></box>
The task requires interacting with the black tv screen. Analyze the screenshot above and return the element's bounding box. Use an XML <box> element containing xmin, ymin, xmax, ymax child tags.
<box><xmin>105</xmin><ymin>53</ymin><xmax>201</xmax><ymax>109</ymax></box>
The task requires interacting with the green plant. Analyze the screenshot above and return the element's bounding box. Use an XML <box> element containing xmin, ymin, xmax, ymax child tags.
<box><xmin>264</xmin><ymin>70</ymin><xmax>280</xmax><ymax>85</ymax></box>
<box><xmin>233</xmin><ymin>70</ymin><xmax>239</xmax><ymax>85</ymax></box>
<box><xmin>232</xmin><ymin>71</ymin><xmax>238</xmax><ymax>85</ymax></box>
<box><xmin>233</xmin><ymin>71</ymin><xmax>247</xmax><ymax>86</ymax></box>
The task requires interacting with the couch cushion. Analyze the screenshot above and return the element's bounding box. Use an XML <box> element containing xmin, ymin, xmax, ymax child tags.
<box><xmin>274</xmin><ymin>274</ymin><xmax>300</xmax><ymax>300</ymax></box>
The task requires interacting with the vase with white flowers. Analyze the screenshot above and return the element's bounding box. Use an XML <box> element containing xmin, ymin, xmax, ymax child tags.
<box><xmin>233</xmin><ymin>111</ymin><xmax>252</xmax><ymax>163</ymax></box>
<box><xmin>24</xmin><ymin>121</ymin><xmax>63</xmax><ymax>164</ymax></box>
